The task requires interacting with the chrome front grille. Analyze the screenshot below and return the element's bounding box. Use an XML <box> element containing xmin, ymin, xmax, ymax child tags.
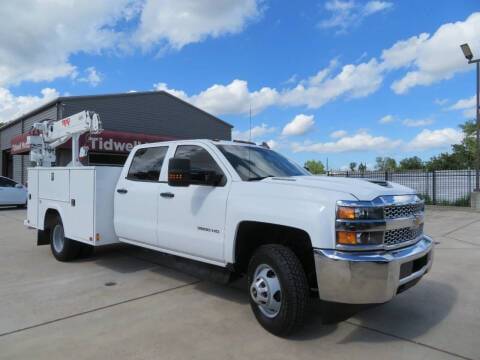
<box><xmin>384</xmin><ymin>203</ymin><xmax>424</xmax><ymax>219</ymax></box>
<box><xmin>384</xmin><ymin>224</ymin><xmax>424</xmax><ymax>247</ymax></box>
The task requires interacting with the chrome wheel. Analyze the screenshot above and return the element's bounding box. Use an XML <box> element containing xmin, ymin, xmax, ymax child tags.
<box><xmin>52</xmin><ymin>224</ymin><xmax>65</xmax><ymax>254</ymax></box>
<box><xmin>250</xmin><ymin>264</ymin><xmax>282</xmax><ymax>318</ymax></box>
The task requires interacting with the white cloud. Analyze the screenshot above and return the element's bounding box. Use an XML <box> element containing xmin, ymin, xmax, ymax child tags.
<box><xmin>155</xmin><ymin>79</ymin><xmax>278</xmax><ymax>116</ymax></box>
<box><xmin>408</xmin><ymin>128</ymin><xmax>463</xmax><ymax>150</ymax></box>
<box><xmin>0</xmin><ymin>1</ymin><xmax>263</xmax><ymax>87</ymax></box>
<box><xmin>330</xmin><ymin>130</ymin><xmax>348</xmax><ymax>138</ymax></box>
<box><xmin>77</xmin><ymin>67</ymin><xmax>103</xmax><ymax>87</ymax></box>
<box><xmin>153</xmin><ymin>59</ymin><xmax>383</xmax><ymax>116</ymax></box>
<box><xmin>147</xmin><ymin>13</ymin><xmax>480</xmax><ymax>117</ymax></box>
<box><xmin>232</xmin><ymin>123</ymin><xmax>276</xmax><ymax>141</ymax></box>
<box><xmin>0</xmin><ymin>88</ymin><xmax>59</xmax><ymax>123</ymax></box>
<box><xmin>449</xmin><ymin>95</ymin><xmax>475</xmax><ymax>110</ymax></box>
<box><xmin>381</xmin><ymin>33</ymin><xmax>429</xmax><ymax>70</ymax></box>
<box><xmin>390</xmin><ymin>13</ymin><xmax>480</xmax><ymax>94</ymax></box>
<box><xmin>434</xmin><ymin>98</ymin><xmax>449</xmax><ymax>106</ymax></box>
<box><xmin>379</xmin><ymin>114</ymin><xmax>394</xmax><ymax>124</ymax></box>
<box><xmin>291</xmin><ymin>126</ymin><xmax>463</xmax><ymax>154</ymax></box>
<box><xmin>153</xmin><ymin>82</ymin><xmax>189</xmax><ymax>100</ymax></box>
<box><xmin>280</xmin><ymin>59</ymin><xmax>383</xmax><ymax>108</ymax></box>
<box><xmin>0</xmin><ymin>0</ymin><xmax>137</xmax><ymax>87</ymax></box>
<box><xmin>292</xmin><ymin>131</ymin><xmax>400</xmax><ymax>153</ymax></box>
<box><xmin>135</xmin><ymin>0</ymin><xmax>262</xmax><ymax>50</ymax></box>
<box><xmin>282</xmin><ymin>114</ymin><xmax>315</xmax><ymax>136</ymax></box>
<box><xmin>319</xmin><ymin>0</ymin><xmax>392</xmax><ymax>32</ymax></box>
<box><xmin>448</xmin><ymin>95</ymin><xmax>476</xmax><ymax>118</ymax></box>
<box><xmin>402</xmin><ymin>118</ymin><xmax>434</xmax><ymax>127</ymax></box>
<box><xmin>363</xmin><ymin>1</ymin><xmax>393</xmax><ymax>15</ymax></box>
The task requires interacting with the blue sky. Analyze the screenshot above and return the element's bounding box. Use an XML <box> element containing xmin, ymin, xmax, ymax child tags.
<box><xmin>1</xmin><ymin>1</ymin><xmax>479</xmax><ymax>169</ymax></box>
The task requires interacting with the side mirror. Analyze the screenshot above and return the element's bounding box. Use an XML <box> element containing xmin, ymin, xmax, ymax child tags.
<box><xmin>15</xmin><ymin>184</ymin><xmax>23</xmax><ymax>189</ymax></box>
<box><xmin>168</xmin><ymin>158</ymin><xmax>191</xmax><ymax>187</ymax></box>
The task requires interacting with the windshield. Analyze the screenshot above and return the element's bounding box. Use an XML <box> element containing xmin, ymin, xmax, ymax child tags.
<box><xmin>217</xmin><ymin>145</ymin><xmax>309</xmax><ymax>181</ymax></box>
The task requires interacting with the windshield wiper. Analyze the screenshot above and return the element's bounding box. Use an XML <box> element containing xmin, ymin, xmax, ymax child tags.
<box><xmin>247</xmin><ymin>175</ymin><xmax>275</xmax><ymax>181</ymax></box>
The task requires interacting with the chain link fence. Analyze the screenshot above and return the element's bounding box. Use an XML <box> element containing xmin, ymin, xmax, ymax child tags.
<box><xmin>326</xmin><ymin>170</ymin><xmax>477</xmax><ymax>206</ymax></box>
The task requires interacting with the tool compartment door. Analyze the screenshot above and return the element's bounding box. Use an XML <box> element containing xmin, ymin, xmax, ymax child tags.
<box><xmin>66</xmin><ymin>169</ymin><xmax>95</xmax><ymax>242</ymax></box>
<box><xmin>38</xmin><ymin>169</ymin><xmax>70</xmax><ymax>202</ymax></box>
<box><xmin>26</xmin><ymin>168</ymin><xmax>39</xmax><ymax>228</ymax></box>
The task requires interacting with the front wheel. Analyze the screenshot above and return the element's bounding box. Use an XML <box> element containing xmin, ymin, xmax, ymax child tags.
<box><xmin>50</xmin><ymin>217</ymin><xmax>81</xmax><ymax>262</ymax></box>
<box><xmin>247</xmin><ymin>244</ymin><xmax>309</xmax><ymax>336</ymax></box>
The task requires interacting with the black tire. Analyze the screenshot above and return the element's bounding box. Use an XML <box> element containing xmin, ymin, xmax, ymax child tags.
<box><xmin>17</xmin><ymin>202</ymin><xmax>27</xmax><ymax>209</ymax></box>
<box><xmin>247</xmin><ymin>244</ymin><xmax>309</xmax><ymax>336</ymax></box>
<box><xmin>49</xmin><ymin>216</ymin><xmax>81</xmax><ymax>262</ymax></box>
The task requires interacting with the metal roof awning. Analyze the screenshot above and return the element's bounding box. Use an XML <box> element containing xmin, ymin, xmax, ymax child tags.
<box><xmin>10</xmin><ymin>130</ymin><xmax>175</xmax><ymax>155</ymax></box>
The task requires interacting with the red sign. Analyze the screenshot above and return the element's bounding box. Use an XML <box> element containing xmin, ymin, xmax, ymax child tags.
<box><xmin>10</xmin><ymin>130</ymin><xmax>175</xmax><ymax>155</ymax></box>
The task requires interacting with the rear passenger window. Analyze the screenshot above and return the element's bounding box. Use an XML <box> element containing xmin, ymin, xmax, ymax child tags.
<box><xmin>127</xmin><ymin>147</ymin><xmax>168</xmax><ymax>181</ymax></box>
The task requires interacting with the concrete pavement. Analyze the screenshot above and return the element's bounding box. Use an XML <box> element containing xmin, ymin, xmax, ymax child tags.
<box><xmin>0</xmin><ymin>207</ymin><xmax>478</xmax><ymax>360</ymax></box>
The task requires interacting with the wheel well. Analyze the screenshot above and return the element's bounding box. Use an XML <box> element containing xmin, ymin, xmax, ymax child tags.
<box><xmin>44</xmin><ymin>209</ymin><xmax>60</xmax><ymax>231</ymax></box>
<box><xmin>234</xmin><ymin>221</ymin><xmax>317</xmax><ymax>288</ymax></box>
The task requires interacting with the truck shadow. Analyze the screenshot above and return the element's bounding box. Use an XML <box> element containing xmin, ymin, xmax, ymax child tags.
<box><xmin>291</xmin><ymin>279</ymin><xmax>457</xmax><ymax>342</ymax></box>
<box><xmin>83</xmin><ymin>246</ymin><xmax>457</xmax><ymax>342</ymax></box>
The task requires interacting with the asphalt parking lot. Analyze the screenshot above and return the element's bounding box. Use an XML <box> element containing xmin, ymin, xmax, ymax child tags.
<box><xmin>0</xmin><ymin>207</ymin><xmax>479</xmax><ymax>360</ymax></box>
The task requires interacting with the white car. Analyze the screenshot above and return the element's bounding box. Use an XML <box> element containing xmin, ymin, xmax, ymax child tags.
<box><xmin>0</xmin><ymin>176</ymin><xmax>27</xmax><ymax>207</ymax></box>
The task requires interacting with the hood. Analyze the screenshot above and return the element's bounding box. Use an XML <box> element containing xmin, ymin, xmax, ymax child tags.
<box><xmin>264</xmin><ymin>175</ymin><xmax>415</xmax><ymax>201</ymax></box>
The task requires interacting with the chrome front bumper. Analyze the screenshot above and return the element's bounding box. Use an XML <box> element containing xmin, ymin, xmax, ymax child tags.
<box><xmin>314</xmin><ymin>235</ymin><xmax>434</xmax><ymax>304</ymax></box>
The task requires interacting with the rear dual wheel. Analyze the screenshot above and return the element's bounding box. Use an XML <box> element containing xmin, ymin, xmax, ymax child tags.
<box><xmin>247</xmin><ymin>244</ymin><xmax>309</xmax><ymax>336</ymax></box>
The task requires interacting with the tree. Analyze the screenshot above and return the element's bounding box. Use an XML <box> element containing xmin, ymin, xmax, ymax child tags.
<box><xmin>375</xmin><ymin>157</ymin><xmax>397</xmax><ymax>171</ymax></box>
<box><xmin>358</xmin><ymin>163</ymin><xmax>367</xmax><ymax>173</ymax></box>
<box><xmin>349</xmin><ymin>162</ymin><xmax>357</xmax><ymax>171</ymax></box>
<box><xmin>425</xmin><ymin>120</ymin><xmax>476</xmax><ymax>170</ymax></box>
<box><xmin>304</xmin><ymin>160</ymin><xmax>325</xmax><ymax>174</ymax></box>
<box><xmin>399</xmin><ymin>156</ymin><xmax>424</xmax><ymax>170</ymax></box>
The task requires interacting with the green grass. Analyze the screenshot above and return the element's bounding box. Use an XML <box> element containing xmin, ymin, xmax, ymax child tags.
<box><xmin>418</xmin><ymin>194</ymin><xmax>470</xmax><ymax>207</ymax></box>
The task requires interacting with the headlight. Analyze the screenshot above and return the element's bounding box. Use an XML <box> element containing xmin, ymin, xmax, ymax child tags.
<box><xmin>336</xmin><ymin>200</ymin><xmax>384</xmax><ymax>247</ymax></box>
<box><xmin>336</xmin><ymin>205</ymin><xmax>383</xmax><ymax>220</ymax></box>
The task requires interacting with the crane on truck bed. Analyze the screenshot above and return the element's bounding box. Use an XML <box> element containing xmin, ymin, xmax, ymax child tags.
<box><xmin>27</xmin><ymin>110</ymin><xmax>102</xmax><ymax>167</ymax></box>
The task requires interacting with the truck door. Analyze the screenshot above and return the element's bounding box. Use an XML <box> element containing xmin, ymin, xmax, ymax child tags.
<box><xmin>156</xmin><ymin>144</ymin><xmax>229</xmax><ymax>263</ymax></box>
<box><xmin>114</xmin><ymin>146</ymin><xmax>169</xmax><ymax>246</ymax></box>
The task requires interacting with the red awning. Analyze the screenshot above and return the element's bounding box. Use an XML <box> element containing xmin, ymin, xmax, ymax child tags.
<box><xmin>10</xmin><ymin>130</ymin><xmax>175</xmax><ymax>155</ymax></box>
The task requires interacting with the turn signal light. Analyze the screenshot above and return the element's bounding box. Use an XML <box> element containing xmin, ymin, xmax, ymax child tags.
<box><xmin>337</xmin><ymin>206</ymin><xmax>356</xmax><ymax>220</ymax></box>
<box><xmin>337</xmin><ymin>231</ymin><xmax>357</xmax><ymax>245</ymax></box>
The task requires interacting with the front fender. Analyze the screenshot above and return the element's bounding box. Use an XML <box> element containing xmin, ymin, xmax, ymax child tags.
<box><xmin>224</xmin><ymin>182</ymin><xmax>348</xmax><ymax>263</ymax></box>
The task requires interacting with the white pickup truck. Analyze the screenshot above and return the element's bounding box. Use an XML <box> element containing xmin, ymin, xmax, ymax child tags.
<box><xmin>25</xmin><ymin>139</ymin><xmax>434</xmax><ymax>335</ymax></box>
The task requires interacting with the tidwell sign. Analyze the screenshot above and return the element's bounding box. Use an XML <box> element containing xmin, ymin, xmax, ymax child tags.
<box><xmin>89</xmin><ymin>137</ymin><xmax>143</xmax><ymax>153</ymax></box>
<box><xmin>11</xmin><ymin>130</ymin><xmax>174</xmax><ymax>155</ymax></box>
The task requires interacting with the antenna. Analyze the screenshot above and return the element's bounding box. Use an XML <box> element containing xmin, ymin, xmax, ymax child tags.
<box><xmin>249</xmin><ymin>104</ymin><xmax>252</xmax><ymax>142</ymax></box>
<box><xmin>248</xmin><ymin>104</ymin><xmax>252</xmax><ymax>179</ymax></box>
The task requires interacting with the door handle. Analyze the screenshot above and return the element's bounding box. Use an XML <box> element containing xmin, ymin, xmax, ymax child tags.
<box><xmin>160</xmin><ymin>192</ymin><xmax>175</xmax><ymax>198</ymax></box>
<box><xmin>117</xmin><ymin>189</ymin><xmax>128</xmax><ymax>194</ymax></box>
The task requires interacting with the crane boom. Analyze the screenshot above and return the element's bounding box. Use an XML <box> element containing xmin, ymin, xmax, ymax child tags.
<box><xmin>27</xmin><ymin>110</ymin><xmax>102</xmax><ymax>167</ymax></box>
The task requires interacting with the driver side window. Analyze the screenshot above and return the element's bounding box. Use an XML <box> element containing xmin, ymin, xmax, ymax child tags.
<box><xmin>174</xmin><ymin>145</ymin><xmax>226</xmax><ymax>186</ymax></box>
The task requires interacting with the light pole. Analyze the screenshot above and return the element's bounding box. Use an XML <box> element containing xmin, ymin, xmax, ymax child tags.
<box><xmin>460</xmin><ymin>43</ymin><xmax>480</xmax><ymax>194</ymax></box>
